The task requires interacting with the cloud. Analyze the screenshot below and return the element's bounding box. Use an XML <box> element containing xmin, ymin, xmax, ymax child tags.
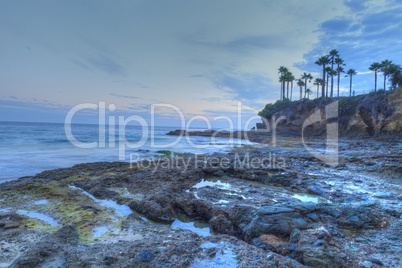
<box><xmin>122</xmin><ymin>103</ymin><xmax>151</xmax><ymax>113</ymax></box>
<box><xmin>0</xmin><ymin>99</ymin><xmax>70</xmax><ymax>123</ymax></box>
<box><xmin>72</xmin><ymin>52</ymin><xmax>126</xmax><ymax>76</ymax></box>
<box><xmin>299</xmin><ymin>0</ymin><xmax>402</xmax><ymax>95</ymax></box>
<box><xmin>200</xmin><ymin>97</ymin><xmax>227</xmax><ymax>102</ymax></box>
<box><xmin>213</xmin><ymin>72</ymin><xmax>273</xmax><ymax>106</ymax></box>
<box><xmin>320</xmin><ymin>17</ymin><xmax>353</xmax><ymax>33</ymax></box>
<box><xmin>110</xmin><ymin>93</ymin><xmax>141</xmax><ymax>100</ymax></box>
<box><xmin>361</xmin><ymin>8</ymin><xmax>402</xmax><ymax>34</ymax></box>
<box><xmin>221</xmin><ymin>34</ymin><xmax>297</xmax><ymax>53</ymax></box>
<box><xmin>343</xmin><ymin>0</ymin><xmax>368</xmax><ymax>13</ymax></box>
<box><xmin>190</xmin><ymin>74</ymin><xmax>204</xmax><ymax>78</ymax></box>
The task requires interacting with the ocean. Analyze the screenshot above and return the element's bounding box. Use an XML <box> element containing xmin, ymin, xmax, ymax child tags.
<box><xmin>0</xmin><ymin>121</ymin><xmax>251</xmax><ymax>182</ymax></box>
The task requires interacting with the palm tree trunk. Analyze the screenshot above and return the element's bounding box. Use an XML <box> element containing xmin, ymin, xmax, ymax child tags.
<box><xmin>286</xmin><ymin>82</ymin><xmax>289</xmax><ymax>99</ymax></box>
<box><xmin>374</xmin><ymin>71</ymin><xmax>377</xmax><ymax>92</ymax></box>
<box><xmin>290</xmin><ymin>82</ymin><xmax>293</xmax><ymax>101</ymax></box>
<box><xmin>282</xmin><ymin>81</ymin><xmax>286</xmax><ymax>100</ymax></box>
<box><xmin>322</xmin><ymin>66</ymin><xmax>326</xmax><ymax>98</ymax></box>
<box><xmin>349</xmin><ymin>76</ymin><xmax>352</xmax><ymax>96</ymax></box>
<box><xmin>300</xmin><ymin>87</ymin><xmax>302</xmax><ymax>100</ymax></box>
<box><xmin>337</xmin><ymin>73</ymin><xmax>340</xmax><ymax>98</ymax></box>
<box><xmin>331</xmin><ymin>67</ymin><xmax>334</xmax><ymax>98</ymax></box>
<box><xmin>326</xmin><ymin>73</ymin><xmax>329</xmax><ymax>97</ymax></box>
<box><xmin>383</xmin><ymin>74</ymin><xmax>386</xmax><ymax>91</ymax></box>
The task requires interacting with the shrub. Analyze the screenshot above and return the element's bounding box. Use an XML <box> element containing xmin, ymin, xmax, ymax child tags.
<box><xmin>258</xmin><ymin>99</ymin><xmax>291</xmax><ymax>118</ymax></box>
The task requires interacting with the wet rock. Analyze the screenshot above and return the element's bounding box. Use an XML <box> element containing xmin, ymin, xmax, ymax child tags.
<box><xmin>129</xmin><ymin>198</ymin><xmax>176</xmax><ymax>223</ymax></box>
<box><xmin>0</xmin><ymin>213</ymin><xmax>26</xmax><ymax>229</ymax></box>
<box><xmin>10</xmin><ymin>225</ymin><xmax>79</xmax><ymax>268</ymax></box>
<box><xmin>240</xmin><ymin>204</ymin><xmax>313</xmax><ymax>239</ymax></box>
<box><xmin>307</xmin><ymin>185</ymin><xmax>325</xmax><ymax>195</ymax></box>
<box><xmin>173</xmin><ymin>195</ymin><xmax>213</xmax><ymax>220</ymax></box>
<box><xmin>3</xmin><ymin>221</ymin><xmax>20</xmax><ymax>229</ymax></box>
<box><xmin>316</xmin><ymin>203</ymin><xmax>387</xmax><ymax>229</ymax></box>
<box><xmin>368</xmin><ymin>258</ymin><xmax>384</xmax><ymax>266</ymax></box>
<box><xmin>209</xmin><ymin>214</ymin><xmax>237</xmax><ymax>236</ymax></box>
<box><xmin>256</xmin><ymin>234</ymin><xmax>288</xmax><ymax>255</ymax></box>
<box><xmin>135</xmin><ymin>249</ymin><xmax>156</xmax><ymax>262</ymax></box>
<box><xmin>290</xmin><ymin>226</ymin><xmax>351</xmax><ymax>267</ymax></box>
<box><xmin>103</xmin><ymin>256</ymin><xmax>118</xmax><ymax>266</ymax></box>
<box><xmin>372</xmin><ymin>192</ymin><xmax>395</xmax><ymax>199</ymax></box>
<box><xmin>359</xmin><ymin>260</ymin><xmax>373</xmax><ymax>268</ymax></box>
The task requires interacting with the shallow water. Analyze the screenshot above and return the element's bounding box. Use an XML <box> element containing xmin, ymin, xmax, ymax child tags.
<box><xmin>189</xmin><ymin>242</ymin><xmax>238</xmax><ymax>267</ymax></box>
<box><xmin>16</xmin><ymin>209</ymin><xmax>60</xmax><ymax>227</ymax></box>
<box><xmin>68</xmin><ymin>185</ymin><xmax>132</xmax><ymax>218</ymax></box>
<box><xmin>292</xmin><ymin>193</ymin><xmax>332</xmax><ymax>204</ymax></box>
<box><xmin>171</xmin><ymin>219</ymin><xmax>211</xmax><ymax>237</ymax></box>
<box><xmin>193</xmin><ymin>179</ymin><xmax>232</xmax><ymax>190</ymax></box>
<box><xmin>93</xmin><ymin>226</ymin><xmax>109</xmax><ymax>238</ymax></box>
<box><xmin>33</xmin><ymin>199</ymin><xmax>49</xmax><ymax>205</ymax></box>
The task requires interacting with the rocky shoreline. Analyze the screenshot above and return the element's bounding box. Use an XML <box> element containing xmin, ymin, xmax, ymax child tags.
<box><xmin>1</xmin><ymin>136</ymin><xmax>402</xmax><ymax>267</ymax></box>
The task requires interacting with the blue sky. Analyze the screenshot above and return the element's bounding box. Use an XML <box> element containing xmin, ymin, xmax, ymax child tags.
<box><xmin>1</xmin><ymin>0</ymin><xmax>401</xmax><ymax>127</ymax></box>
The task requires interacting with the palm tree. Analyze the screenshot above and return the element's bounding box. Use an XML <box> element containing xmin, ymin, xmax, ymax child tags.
<box><xmin>305</xmin><ymin>88</ymin><xmax>312</xmax><ymax>99</ymax></box>
<box><xmin>369</xmin><ymin>62</ymin><xmax>381</xmax><ymax>93</ymax></box>
<box><xmin>279</xmin><ymin>75</ymin><xmax>285</xmax><ymax>100</ymax></box>
<box><xmin>278</xmin><ymin>66</ymin><xmax>289</xmax><ymax>100</ymax></box>
<box><xmin>313</xmin><ymin>78</ymin><xmax>323</xmax><ymax>99</ymax></box>
<box><xmin>297</xmin><ymin>79</ymin><xmax>305</xmax><ymax>99</ymax></box>
<box><xmin>327</xmin><ymin>69</ymin><xmax>337</xmax><ymax>97</ymax></box>
<box><xmin>329</xmin><ymin>49</ymin><xmax>339</xmax><ymax>98</ymax></box>
<box><xmin>346</xmin><ymin>69</ymin><xmax>357</xmax><ymax>97</ymax></box>
<box><xmin>283</xmin><ymin>71</ymin><xmax>294</xmax><ymax>100</ymax></box>
<box><xmin>325</xmin><ymin>66</ymin><xmax>332</xmax><ymax>97</ymax></box>
<box><xmin>335</xmin><ymin>57</ymin><xmax>345</xmax><ymax>97</ymax></box>
<box><xmin>289</xmin><ymin>73</ymin><xmax>295</xmax><ymax>100</ymax></box>
<box><xmin>315</xmin><ymin>55</ymin><xmax>330</xmax><ymax>98</ymax></box>
<box><xmin>300</xmin><ymin>72</ymin><xmax>313</xmax><ymax>100</ymax></box>
<box><xmin>380</xmin><ymin>60</ymin><xmax>393</xmax><ymax>91</ymax></box>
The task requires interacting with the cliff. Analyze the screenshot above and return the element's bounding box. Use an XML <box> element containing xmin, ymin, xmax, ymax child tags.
<box><xmin>258</xmin><ymin>88</ymin><xmax>402</xmax><ymax>138</ymax></box>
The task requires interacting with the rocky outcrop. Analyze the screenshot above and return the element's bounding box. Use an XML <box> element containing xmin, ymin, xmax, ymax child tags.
<box><xmin>259</xmin><ymin>88</ymin><xmax>402</xmax><ymax>138</ymax></box>
<box><xmin>166</xmin><ymin>89</ymin><xmax>401</xmax><ymax>142</ymax></box>
<box><xmin>348</xmin><ymin>89</ymin><xmax>402</xmax><ymax>136</ymax></box>
<box><xmin>167</xmin><ymin>129</ymin><xmax>247</xmax><ymax>139</ymax></box>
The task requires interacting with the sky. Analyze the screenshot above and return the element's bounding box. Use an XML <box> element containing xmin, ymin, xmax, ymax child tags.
<box><xmin>1</xmin><ymin>0</ymin><xmax>402</xmax><ymax>128</ymax></box>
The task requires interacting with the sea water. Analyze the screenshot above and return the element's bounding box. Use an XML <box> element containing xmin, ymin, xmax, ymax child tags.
<box><xmin>0</xmin><ymin>121</ymin><xmax>252</xmax><ymax>182</ymax></box>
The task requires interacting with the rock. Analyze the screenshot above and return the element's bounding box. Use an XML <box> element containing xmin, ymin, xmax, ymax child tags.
<box><xmin>258</xmin><ymin>234</ymin><xmax>288</xmax><ymax>255</ymax></box>
<box><xmin>103</xmin><ymin>256</ymin><xmax>118</xmax><ymax>265</ymax></box>
<box><xmin>372</xmin><ymin>192</ymin><xmax>395</xmax><ymax>199</ymax></box>
<box><xmin>240</xmin><ymin>204</ymin><xmax>313</xmax><ymax>239</ymax></box>
<box><xmin>368</xmin><ymin>258</ymin><xmax>384</xmax><ymax>266</ymax></box>
<box><xmin>3</xmin><ymin>221</ymin><xmax>20</xmax><ymax>229</ymax></box>
<box><xmin>129</xmin><ymin>199</ymin><xmax>176</xmax><ymax>223</ymax></box>
<box><xmin>173</xmin><ymin>195</ymin><xmax>213</xmax><ymax>220</ymax></box>
<box><xmin>209</xmin><ymin>214</ymin><xmax>236</xmax><ymax>236</ymax></box>
<box><xmin>135</xmin><ymin>249</ymin><xmax>156</xmax><ymax>262</ymax></box>
<box><xmin>10</xmin><ymin>225</ymin><xmax>79</xmax><ymax>268</ymax></box>
<box><xmin>307</xmin><ymin>185</ymin><xmax>325</xmax><ymax>195</ymax></box>
<box><xmin>359</xmin><ymin>260</ymin><xmax>373</xmax><ymax>268</ymax></box>
<box><xmin>290</xmin><ymin>226</ymin><xmax>349</xmax><ymax>267</ymax></box>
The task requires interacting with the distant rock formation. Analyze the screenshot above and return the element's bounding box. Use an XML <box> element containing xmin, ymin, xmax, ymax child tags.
<box><xmin>166</xmin><ymin>129</ymin><xmax>247</xmax><ymax>139</ymax></box>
